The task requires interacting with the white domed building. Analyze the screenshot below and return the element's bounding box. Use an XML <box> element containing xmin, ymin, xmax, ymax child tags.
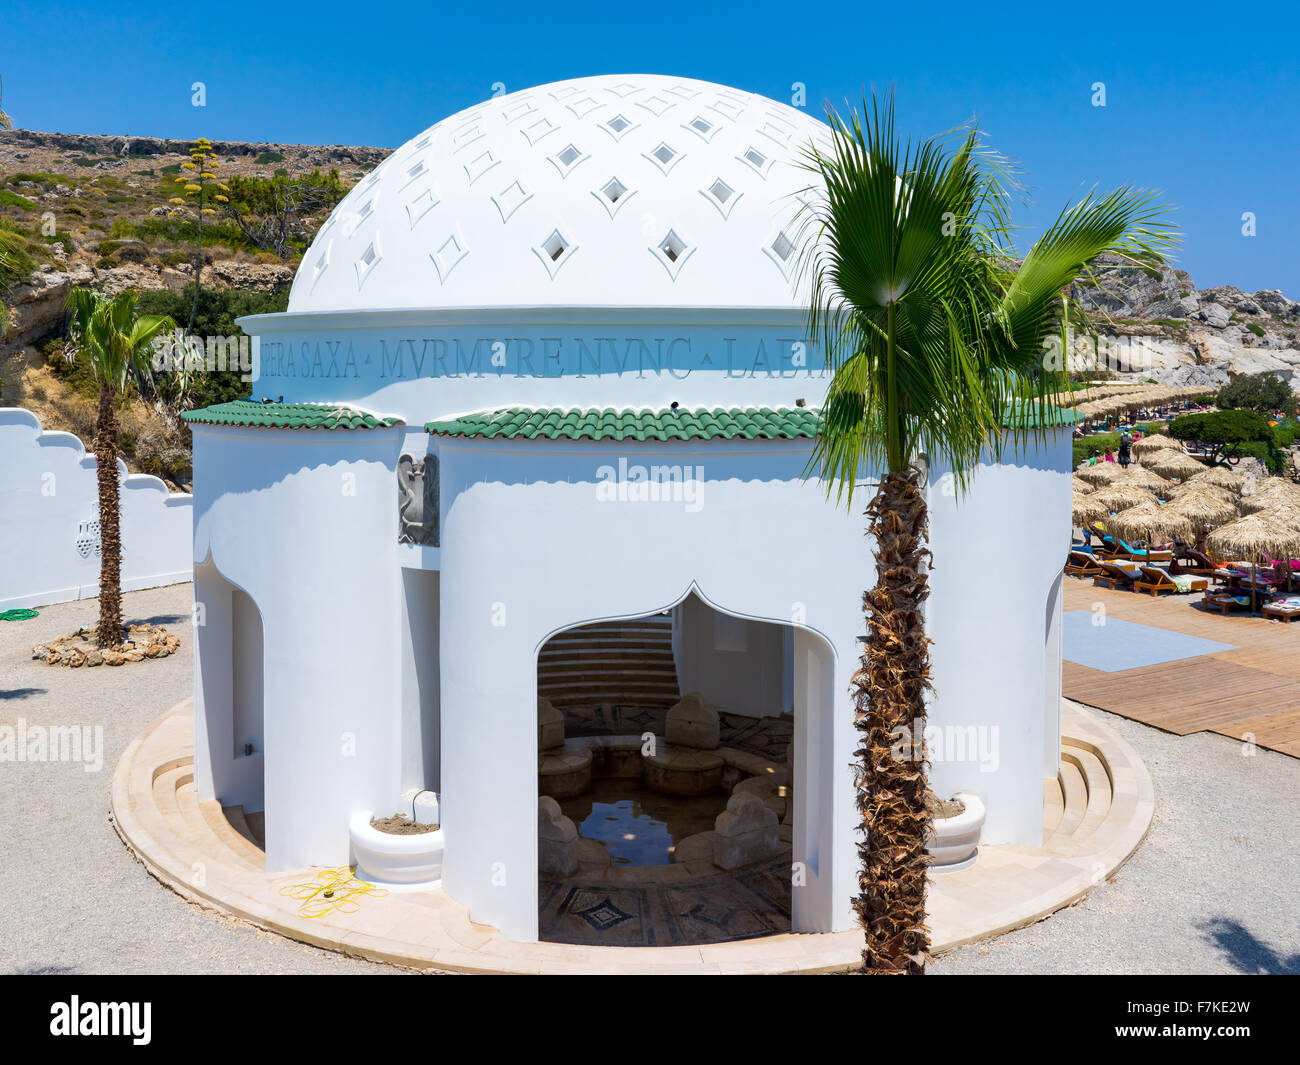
<box><xmin>182</xmin><ymin>74</ymin><xmax>1073</xmax><ymax>944</ymax></box>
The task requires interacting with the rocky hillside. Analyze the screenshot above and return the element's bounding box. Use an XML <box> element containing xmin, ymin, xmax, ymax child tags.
<box><xmin>1067</xmin><ymin>256</ymin><xmax>1300</xmax><ymax>390</ymax></box>
<box><xmin>0</xmin><ymin>129</ymin><xmax>391</xmax><ymax>360</ymax></box>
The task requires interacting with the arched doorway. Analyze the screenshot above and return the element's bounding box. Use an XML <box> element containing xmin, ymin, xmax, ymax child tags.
<box><xmin>193</xmin><ymin>557</ymin><xmax>265</xmax><ymax>848</ymax></box>
<box><xmin>534</xmin><ymin>590</ymin><xmax>833</xmax><ymax>946</ymax></box>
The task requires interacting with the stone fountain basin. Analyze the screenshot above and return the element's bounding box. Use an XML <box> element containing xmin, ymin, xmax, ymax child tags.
<box><xmin>349</xmin><ymin>809</ymin><xmax>444</xmax><ymax>892</ymax></box>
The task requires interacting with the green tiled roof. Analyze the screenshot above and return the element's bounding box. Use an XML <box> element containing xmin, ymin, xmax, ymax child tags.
<box><xmin>425</xmin><ymin>407</ymin><xmax>824</xmax><ymax>442</ymax></box>
<box><xmin>1001</xmin><ymin>399</ymin><xmax>1083</xmax><ymax>429</ymax></box>
<box><xmin>426</xmin><ymin>402</ymin><xmax>1080</xmax><ymax>441</ymax></box>
<box><xmin>181</xmin><ymin>399</ymin><xmax>403</xmax><ymax>431</ymax></box>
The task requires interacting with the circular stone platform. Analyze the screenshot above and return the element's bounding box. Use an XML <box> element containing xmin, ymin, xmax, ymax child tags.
<box><xmin>111</xmin><ymin>699</ymin><xmax>1153</xmax><ymax>974</ymax></box>
<box><xmin>538</xmin><ymin>748</ymin><xmax>593</xmax><ymax>799</ymax></box>
<box><xmin>643</xmin><ymin>746</ymin><xmax>726</xmax><ymax>796</ymax></box>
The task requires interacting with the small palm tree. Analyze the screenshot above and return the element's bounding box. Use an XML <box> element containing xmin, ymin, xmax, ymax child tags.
<box><xmin>800</xmin><ymin>96</ymin><xmax>1175</xmax><ymax>974</ymax></box>
<box><xmin>65</xmin><ymin>288</ymin><xmax>175</xmax><ymax>648</ymax></box>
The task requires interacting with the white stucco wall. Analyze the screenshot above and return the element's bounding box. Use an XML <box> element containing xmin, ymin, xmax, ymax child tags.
<box><xmin>435</xmin><ymin>435</ymin><xmax>867</xmax><ymax>941</ymax></box>
<box><xmin>925</xmin><ymin>434</ymin><xmax>1074</xmax><ymax>846</ymax></box>
<box><xmin>189</xmin><ymin>422</ymin><xmax>405</xmax><ymax>871</ymax></box>
<box><xmin>0</xmin><ymin>407</ymin><xmax>192</xmax><ymax>611</ymax></box>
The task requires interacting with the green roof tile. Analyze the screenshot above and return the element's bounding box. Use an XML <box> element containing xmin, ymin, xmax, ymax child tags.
<box><xmin>425</xmin><ymin>407</ymin><xmax>825</xmax><ymax>442</ymax></box>
<box><xmin>181</xmin><ymin>399</ymin><xmax>403</xmax><ymax>431</ymax></box>
<box><xmin>425</xmin><ymin>402</ymin><xmax>1079</xmax><ymax>441</ymax></box>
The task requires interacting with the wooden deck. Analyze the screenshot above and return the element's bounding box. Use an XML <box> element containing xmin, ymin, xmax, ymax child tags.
<box><xmin>1062</xmin><ymin>578</ymin><xmax>1300</xmax><ymax>757</ymax></box>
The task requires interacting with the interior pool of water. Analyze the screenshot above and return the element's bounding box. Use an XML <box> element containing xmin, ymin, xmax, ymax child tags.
<box><xmin>559</xmin><ymin>780</ymin><xmax>729</xmax><ymax>866</ymax></box>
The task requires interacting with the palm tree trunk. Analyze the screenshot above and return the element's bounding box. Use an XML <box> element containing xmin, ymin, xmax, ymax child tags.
<box><xmin>95</xmin><ymin>380</ymin><xmax>124</xmax><ymax>648</ymax></box>
<box><xmin>854</xmin><ymin>467</ymin><xmax>933</xmax><ymax>973</ymax></box>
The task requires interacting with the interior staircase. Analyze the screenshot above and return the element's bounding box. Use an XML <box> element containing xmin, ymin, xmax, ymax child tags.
<box><xmin>537</xmin><ymin>613</ymin><xmax>680</xmax><ymax>709</ymax></box>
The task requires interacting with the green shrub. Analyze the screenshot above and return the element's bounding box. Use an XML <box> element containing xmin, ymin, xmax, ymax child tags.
<box><xmin>7</xmin><ymin>172</ymin><xmax>75</xmax><ymax>188</ymax></box>
<box><xmin>254</xmin><ymin>151</ymin><xmax>284</xmax><ymax>165</ymax></box>
<box><xmin>1246</xmin><ymin>322</ymin><xmax>1266</xmax><ymax>337</ymax></box>
<box><xmin>69</xmin><ymin>157</ymin><xmax>100</xmax><ymax>168</ymax></box>
<box><xmin>1217</xmin><ymin>373</ymin><xmax>1295</xmax><ymax>414</ymax></box>
<box><xmin>0</xmin><ymin>188</ymin><xmax>37</xmax><ymax>210</ymax></box>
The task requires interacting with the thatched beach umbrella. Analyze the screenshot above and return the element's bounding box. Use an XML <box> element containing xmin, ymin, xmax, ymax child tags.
<box><xmin>1238</xmin><ymin>478</ymin><xmax>1300</xmax><ymax>513</ymax></box>
<box><xmin>1077</xmin><ymin>462</ymin><xmax>1126</xmax><ymax>486</ymax></box>
<box><xmin>1092</xmin><ymin>484</ymin><xmax>1160</xmax><ymax>512</ymax></box>
<box><xmin>1206</xmin><ymin>513</ymin><xmax>1300</xmax><ymax>611</ymax></box>
<box><xmin>1168</xmin><ymin>490</ymin><xmax>1239</xmax><ymax>525</ymax></box>
<box><xmin>1186</xmin><ymin>467</ymin><xmax>1247</xmax><ymax>492</ymax></box>
<box><xmin>1146</xmin><ymin>450</ymin><xmax>1205</xmax><ymax>480</ymax></box>
<box><xmin>1120</xmin><ymin>465</ymin><xmax>1173</xmax><ymax>494</ymax></box>
<box><xmin>1073</xmin><ymin>494</ymin><xmax>1109</xmax><ymax>527</ymax></box>
<box><xmin>1107</xmin><ymin>501</ymin><xmax>1194</xmax><ymax>546</ymax></box>
<box><xmin>1072</xmin><ymin>475</ymin><xmax>1096</xmax><ymax>495</ymax></box>
<box><xmin>1131</xmin><ymin>433</ymin><xmax>1180</xmax><ymax>455</ymax></box>
<box><xmin>1168</xmin><ymin>480</ymin><xmax>1236</xmax><ymax>503</ymax></box>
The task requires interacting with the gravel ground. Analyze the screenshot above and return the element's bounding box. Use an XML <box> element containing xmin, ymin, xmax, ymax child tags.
<box><xmin>933</xmin><ymin>705</ymin><xmax>1300</xmax><ymax>975</ymax></box>
<box><xmin>3</xmin><ymin>583</ymin><xmax>1297</xmax><ymax>975</ymax></box>
<box><xmin>0</xmin><ymin>584</ymin><xmax>388</xmax><ymax>975</ymax></box>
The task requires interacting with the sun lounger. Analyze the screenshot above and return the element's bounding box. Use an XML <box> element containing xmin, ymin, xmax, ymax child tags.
<box><xmin>1202</xmin><ymin>593</ymin><xmax>1252</xmax><ymax>615</ymax></box>
<box><xmin>1263</xmin><ymin>597</ymin><xmax>1300</xmax><ymax>622</ymax></box>
<box><xmin>1065</xmin><ymin>550</ymin><xmax>1104</xmax><ymax>578</ymax></box>
<box><xmin>1104</xmin><ymin>538</ymin><xmax>1173</xmax><ymax>564</ymax></box>
<box><xmin>1135</xmin><ymin>566</ymin><xmax>1208</xmax><ymax>596</ymax></box>
<box><xmin>1173</xmin><ymin>548</ymin><xmax>1216</xmax><ymax>577</ymax></box>
<box><xmin>1094</xmin><ymin>561</ymin><xmax>1141</xmax><ymax>590</ymax></box>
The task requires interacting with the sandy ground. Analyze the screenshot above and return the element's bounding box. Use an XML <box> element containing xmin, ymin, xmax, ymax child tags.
<box><xmin>2</xmin><ymin>582</ymin><xmax>1296</xmax><ymax>975</ymax></box>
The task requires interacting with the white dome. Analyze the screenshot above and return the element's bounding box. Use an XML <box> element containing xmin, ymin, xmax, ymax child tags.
<box><xmin>288</xmin><ymin>74</ymin><xmax>832</xmax><ymax>314</ymax></box>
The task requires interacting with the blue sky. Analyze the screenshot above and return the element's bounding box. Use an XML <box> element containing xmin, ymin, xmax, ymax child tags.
<box><xmin>3</xmin><ymin>1</ymin><xmax>1297</xmax><ymax>295</ymax></box>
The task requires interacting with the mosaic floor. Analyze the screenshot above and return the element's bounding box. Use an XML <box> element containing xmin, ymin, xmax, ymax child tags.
<box><xmin>538</xmin><ymin>855</ymin><xmax>793</xmax><ymax>946</ymax></box>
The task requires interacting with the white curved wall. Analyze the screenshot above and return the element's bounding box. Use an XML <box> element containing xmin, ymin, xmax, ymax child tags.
<box><xmin>0</xmin><ymin>407</ymin><xmax>192</xmax><ymax>611</ymax></box>
<box><xmin>925</xmin><ymin>436</ymin><xmax>1074</xmax><ymax>846</ymax></box>
<box><xmin>189</xmin><ymin>423</ymin><xmax>404</xmax><ymax>871</ymax></box>
<box><xmin>436</xmin><ymin>435</ymin><xmax>867</xmax><ymax>941</ymax></box>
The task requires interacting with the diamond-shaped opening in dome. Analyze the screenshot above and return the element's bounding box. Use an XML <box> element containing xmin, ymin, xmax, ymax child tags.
<box><xmin>650</xmin><ymin>228</ymin><xmax>694</xmax><ymax>279</ymax></box>
<box><xmin>430</xmin><ymin>232</ymin><xmax>468</xmax><ymax>284</ymax></box>
<box><xmin>606</xmin><ymin>81</ymin><xmax>641</xmax><ymax>98</ymax></box>
<box><xmin>593</xmin><ymin>176</ymin><xmax>635</xmax><ymax>219</ymax></box>
<box><xmin>738</xmin><ymin>145</ymin><xmax>773</xmax><ymax>177</ymax></box>
<box><xmin>401</xmin><ymin>158</ymin><xmax>428</xmax><ymax>189</ymax></box>
<box><xmin>548</xmin><ymin>143</ymin><xmax>590</xmax><ymax>178</ymax></box>
<box><xmin>309</xmin><ymin>239</ymin><xmax>331</xmax><ymax>291</ymax></box>
<box><xmin>683</xmin><ymin>115</ymin><xmax>718</xmax><ymax>142</ymax></box>
<box><xmin>701</xmin><ymin>177</ymin><xmax>741</xmax><ymax>219</ymax></box>
<box><xmin>644</xmin><ymin>141</ymin><xmax>683</xmax><ymax>174</ymax></box>
<box><xmin>666</xmin><ymin>83</ymin><xmax>702</xmax><ymax>100</ymax></box>
<box><xmin>354</xmin><ymin>237</ymin><xmax>382</xmax><ymax>288</ymax></box>
<box><xmin>762</xmin><ymin>227</ymin><xmax>798</xmax><ymax>279</ymax></box>
<box><xmin>534</xmin><ymin>228</ymin><xmax>577</xmax><ymax>278</ymax></box>
<box><xmin>601</xmin><ymin>114</ymin><xmax>638</xmax><ymax>140</ymax></box>
<box><xmin>543</xmin><ymin>231</ymin><xmax>568</xmax><ymax>262</ymax></box>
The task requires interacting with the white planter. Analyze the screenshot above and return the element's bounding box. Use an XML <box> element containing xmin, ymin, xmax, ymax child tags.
<box><xmin>349</xmin><ymin>809</ymin><xmax>444</xmax><ymax>892</ymax></box>
<box><xmin>925</xmin><ymin>792</ymin><xmax>986</xmax><ymax>873</ymax></box>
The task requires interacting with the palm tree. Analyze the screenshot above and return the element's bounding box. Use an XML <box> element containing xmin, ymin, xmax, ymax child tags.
<box><xmin>65</xmin><ymin>289</ymin><xmax>175</xmax><ymax>648</ymax></box>
<box><xmin>799</xmin><ymin>95</ymin><xmax>1175</xmax><ymax>974</ymax></box>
